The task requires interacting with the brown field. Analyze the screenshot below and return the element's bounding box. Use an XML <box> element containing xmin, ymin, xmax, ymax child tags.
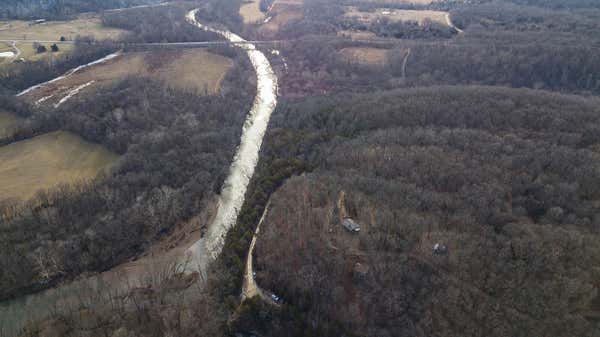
<box><xmin>153</xmin><ymin>50</ymin><xmax>234</xmax><ymax>95</ymax></box>
<box><xmin>0</xmin><ymin>42</ymin><xmax>11</xmax><ymax>52</ymax></box>
<box><xmin>0</xmin><ymin>17</ymin><xmax>127</xmax><ymax>41</ymax></box>
<box><xmin>0</xmin><ymin>111</ymin><xmax>22</xmax><ymax>139</ymax></box>
<box><xmin>337</xmin><ymin>29</ymin><xmax>379</xmax><ymax>40</ymax></box>
<box><xmin>15</xmin><ymin>42</ymin><xmax>75</xmax><ymax>62</ymax></box>
<box><xmin>339</xmin><ymin>47</ymin><xmax>388</xmax><ymax>66</ymax></box>
<box><xmin>0</xmin><ymin>131</ymin><xmax>118</xmax><ymax>203</ymax></box>
<box><xmin>26</xmin><ymin>50</ymin><xmax>234</xmax><ymax>105</ymax></box>
<box><xmin>258</xmin><ymin>0</ymin><xmax>304</xmax><ymax>37</ymax></box>
<box><xmin>344</xmin><ymin>7</ymin><xmax>449</xmax><ymax>26</ymax></box>
<box><xmin>240</xmin><ymin>0</ymin><xmax>266</xmax><ymax>24</ymax></box>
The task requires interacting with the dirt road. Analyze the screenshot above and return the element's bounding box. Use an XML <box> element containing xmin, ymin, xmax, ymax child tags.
<box><xmin>242</xmin><ymin>202</ymin><xmax>269</xmax><ymax>301</ymax></box>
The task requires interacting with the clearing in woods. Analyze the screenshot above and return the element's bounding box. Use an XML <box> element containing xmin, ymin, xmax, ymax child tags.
<box><xmin>6</xmin><ymin>42</ymin><xmax>74</xmax><ymax>63</ymax></box>
<box><xmin>0</xmin><ymin>111</ymin><xmax>22</xmax><ymax>139</ymax></box>
<box><xmin>0</xmin><ymin>17</ymin><xmax>127</xmax><ymax>63</ymax></box>
<box><xmin>337</xmin><ymin>29</ymin><xmax>378</xmax><ymax>40</ymax></box>
<box><xmin>240</xmin><ymin>0</ymin><xmax>266</xmax><ymax>24</ymax></box>
<box><xmin>258</xmin><ymin>0</ymin><xmax>304</xmax><ymax>38</ymax></box>
<box><xmin>26</xmin><ymin>50</ymin><xmax>234</xmax><ymax>105</ymax></box>
<box><xmin>344</xmin><ymin>7</ymin><xmax>450</xmax><ymax>26</ymax></box>
<box><xmin>339</xmin><ymin>47</ymin><xmax>388</xmax><ymax>66</ymax></box>
<box><xmin>0</xmin><ymin>131</ymin><xmax>118</xmax><ymax>204</ymax></box>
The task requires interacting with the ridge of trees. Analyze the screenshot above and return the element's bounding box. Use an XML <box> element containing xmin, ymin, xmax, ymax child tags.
<box><xmin>238</xmin><ymin>85</ymin><xmax>600</xmax><ymax>336</ymax></box>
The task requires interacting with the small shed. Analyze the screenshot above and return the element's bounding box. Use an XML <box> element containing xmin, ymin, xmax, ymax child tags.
<box><xmin>29</xmin><ymin>19</ymin><xmax>46</xmax><ymax>26</ymax></box>
<box><xmin>342</xmin><ymin>218</ymin><xmax>360</xmax><ymax>233</ymax></box>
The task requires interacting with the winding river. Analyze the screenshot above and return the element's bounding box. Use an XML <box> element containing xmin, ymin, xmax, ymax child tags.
<box><xmin>0</xmin><ymin>9</ymin><xmax>278</xmax><ymax>336</ymax></box>
<box><xmin>185</xmin><ymin>9</ymin><xmax>278</xmax><ymax>273</ymax></box>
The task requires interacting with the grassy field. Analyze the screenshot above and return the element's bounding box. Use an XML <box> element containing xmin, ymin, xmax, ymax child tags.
<box><xmin>0</xmin><ymin>131</ymin><xmax>118</xmax><ymax>203</ymax></box>
<box><xmin>344</xmin><ymin>7</ymin><xmax>449</xmax><ymax>26</ymax></box>
<box><xmin>0</xmin><ymin>42</ymin><xmax>12</xmax><ymax>52</ymax></box>
<box><xmin>26</xmin><ymin>50</ymin><xmax>234</xmax><ymax>104</ymax></box>
<box><xmin>0</xmin><ymin>111</ymin><xmax>22</xmax><ymax>139</ymax></box>
<box><xmin>15</xmin><ymin>42</ymin><xmax>75</xmax><ymax>62</ymax></box>
<box><xmin>240</xmin><ymin>0</ymin><xmax>266</xmax><ymax>24</ymax></box>
<box><xmin>152</xmin><ymin>50</ymin><xmax>234</xmax><ymax>95</ymax></box>
<box><xmin>339</xmin><ymin>47</ymin><xmax>388</xmax><ymax>66</ymax></box>
<box><xmin>0</xmin><ymin>17</ymin><xmax>126</xmax><ymax>41</ymax></box>
<box><xmin>0</xmin><ymin>17</ymin><xmax>126</xmax><ymax>62</ymax></box>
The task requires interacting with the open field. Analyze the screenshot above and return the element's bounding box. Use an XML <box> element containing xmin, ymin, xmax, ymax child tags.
<box><xmin>26</xmin><ymin>49</ymin><xmax>234</xmax><ymax>105</ymax></box>
<box><xmin>0</xmin><ymin>17</ymin><xmax>126</xmax><ymax>62</ymax></box>
<box><xmin>344</xmin><ymin>7</ymin><xmax>450</xmax><ymax>26</ymax></box>
<box><xmin>0</xmin><ymin>41</ymin><xmax>11</xmax><ymax>52</ymax></box>
<box><xmin>0</xmin><ymin>131</ymin><xmax>118</xmax><ymax>203</ymax></box>
<box><xmin>259</xmin><ymin>0</ymin><xmax>304</xmax><ymax>37</ymax></box>
<box><xmin>339</xmin><ymin>47</ymin><xmax>388</xmax><ymax>65</ymax></box>
<box><xmin>152</xmin><ymin>50</ymin><xmax>234</xmax><ymax>95</ymax></box>
<box><xmin>240</xmin><ymin>0</ymin><xmax>266</xmax><ymax>24</ymax></box>
<box><xmin>15</xmin><ymin>42</ymin><xmax>75</xmax><ymax>62</ymax></box>
<box><xmin>0</xmin><ymin>111</ymin><xmax>22</xmax><ymax>139</ymax></box>
<box><xmin>0</xmin><ymin>17</ymin><xmax>126</xmax><ymax>41</ymax></box>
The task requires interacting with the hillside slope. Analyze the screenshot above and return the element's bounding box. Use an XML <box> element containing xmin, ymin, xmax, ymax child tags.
<box><xmin>250</xmin><ymin>85</ymin><xmax>600</xmax><ymax>337</ymax></box>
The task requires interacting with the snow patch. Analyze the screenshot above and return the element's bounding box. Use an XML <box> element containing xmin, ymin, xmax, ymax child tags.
<box><xmin>54</xmin><ymin>81</ymin><xmax>94</xmax><ymax>108</ymax></box>
<box><xmin>17</xmin><ymin>52</ymin><xmax>119</xmax><ymax>97</ymax></box>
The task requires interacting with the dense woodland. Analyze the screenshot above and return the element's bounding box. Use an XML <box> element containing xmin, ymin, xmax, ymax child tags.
<box><xmin>219</xmin><ymin>1</ymin><xmax>600</xmax><ymax>335</ymax></box>
<box><xmin>242</xmin><ymin>86</ymin><xmax>600</xmax><ymax>336</ymax></box>
<box><xmin>100</xmin><ymin>3</ymin><xmax>216</xmax><ymax>43</ymax></box>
